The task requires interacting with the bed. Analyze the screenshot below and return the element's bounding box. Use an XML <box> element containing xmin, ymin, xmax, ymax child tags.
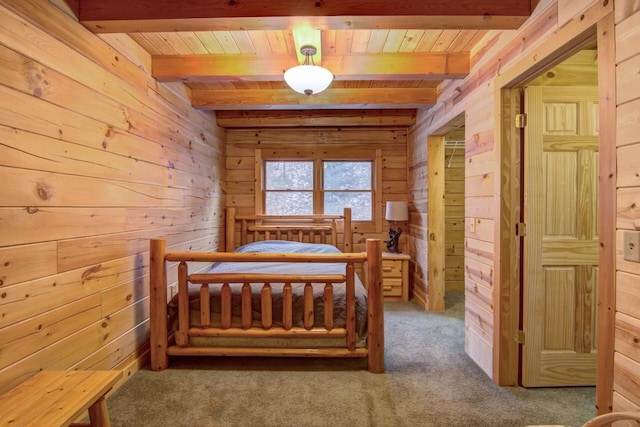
<box><xmin>149</xmin><ymin>207</ymin><xmax>384</xmax><ymax>373</ymax></box>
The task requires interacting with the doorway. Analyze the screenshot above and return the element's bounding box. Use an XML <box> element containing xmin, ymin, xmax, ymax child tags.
<box><xmin>426</xmin><ymin>114</ymin><xmax>465</xmax><ymax>312</ymax></box>
<box><xmin>444</xmin><ymin>127</ymin><xmax>466</xmax><ymax>295</ymax></box>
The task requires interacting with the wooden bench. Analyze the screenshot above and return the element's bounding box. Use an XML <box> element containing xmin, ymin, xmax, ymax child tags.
<box><xmin>0</xmin><ymin>370</ymin><xmax>122</xmax><ymax>427</ymax></box>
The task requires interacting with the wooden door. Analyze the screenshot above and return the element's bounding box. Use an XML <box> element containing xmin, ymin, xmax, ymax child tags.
<box><xmin>521</xmin><ymin>85</ymin><xmax>599</xmax><ymax>387</ymax></box>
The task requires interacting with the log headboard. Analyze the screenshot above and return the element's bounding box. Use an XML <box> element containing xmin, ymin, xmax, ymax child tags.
<box><xmin>225</xmin><ymin>207</ymin><xmax>353</xmax><ymax>253</ymax></box>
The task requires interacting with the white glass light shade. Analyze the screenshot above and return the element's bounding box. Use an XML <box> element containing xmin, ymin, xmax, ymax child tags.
<box><xmin>284</xmin><ymin>64</ymin><xmax>333</xmax><ymax>96</ymax></box>
<box><xmin>385</xmin><ymin>201</ymin><xmax>409</xmax><ymax>221</ymax></box>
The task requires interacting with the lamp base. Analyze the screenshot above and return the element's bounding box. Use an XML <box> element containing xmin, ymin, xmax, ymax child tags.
<box><xmin>384</xmin><ymin>227</ymin><xmax>402</xmax><ymax>253</ymax></box>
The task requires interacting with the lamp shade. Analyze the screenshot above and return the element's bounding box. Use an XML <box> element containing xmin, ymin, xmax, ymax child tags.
<box><xmin>385</xmin><ymin>201</ymin><xmax>408</xmax><ymax>221</ymax></box>
<box><xmin>284</xmin><ymin>64</ymin><xmax>334</xmax><ymax>96</ymax></box>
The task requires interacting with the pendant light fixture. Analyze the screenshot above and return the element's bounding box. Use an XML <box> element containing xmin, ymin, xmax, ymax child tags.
<box><xmin>283</xmin><ymin>45</ymin><xmax>334</xmax><ymax>96</ymax></box>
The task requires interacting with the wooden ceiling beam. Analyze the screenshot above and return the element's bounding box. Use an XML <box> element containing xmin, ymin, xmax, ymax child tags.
<box><xmin>152</xmin><ymin>52</ymin><xmax>469</xmax><ymax>82</ymax></box>
<box><xmin>216</xmin><ymin>109</ymin><xmax>417</xmax><ymax>128</ymax></box>
<box><xmin>191</xmin><ymin>88</ymin><xmax>437</xmax><ymax>110</ymax></box>
<box><xmin>73</xmin><ymin>0</ymin><xmax>532</xmax><ymax>32</ymax></box>
<box><xmin>153</xmin><ymin>55</ymin><xmax>295</xmax><ymax>82</ymax></box>
<box><xmin>323</xmin><ymin>52</ymin><xmax>470</xmax><ymax>81</ymax></box>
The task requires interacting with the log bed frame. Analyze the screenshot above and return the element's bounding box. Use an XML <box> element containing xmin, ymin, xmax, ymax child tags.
<box><xmin>149</xmin><ymin>207</ymin><xmax>384</xmax><ymax>373</ymax></box>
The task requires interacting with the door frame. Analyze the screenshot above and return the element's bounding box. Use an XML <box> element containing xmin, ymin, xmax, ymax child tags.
<box><xmin>493</xmin><ymin>1</ymin><xmax>616</xmax><ymax>415</ymax></box>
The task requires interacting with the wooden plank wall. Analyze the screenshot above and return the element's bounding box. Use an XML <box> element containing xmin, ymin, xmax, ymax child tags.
<box><xmin>613</xmin><ymin>1</ymin><xmax>640</xmax><ymax>415</ymax></box>
<box><xmin>226</xmin><ymin>128</ymin><xmax>408</xmax><ymax>254</ymax></box>
<box><xmin>0</xmin><ymin>0</ymin><xmax>225</xmax><ymax>394</ymax></box>
<box><xmin>409</xmin><ymin>0</ymin><xmax>640</xmax><ymax>410</ymax></box>
<box><xmin>409</xmin><ymin>0</ymin><xmax>609</xmax><ymax>379</ymax></box>
<box><xmin>445</xmin><ymin>133</ymin><xmax>466</xmax><ymax>292</ymax></box>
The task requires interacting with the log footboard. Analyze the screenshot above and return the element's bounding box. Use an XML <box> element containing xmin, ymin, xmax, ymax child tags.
<box><xmin>149</xmin><ymin>238</ymin><xmax>384</xmax><ymax>373</ymax></box>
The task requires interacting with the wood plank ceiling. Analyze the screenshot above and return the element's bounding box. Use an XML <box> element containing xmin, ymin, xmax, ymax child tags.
<box><xmin>61</xmin><ymin>0</ymin><xmax>533</xmax><ymax>122</ymax></box>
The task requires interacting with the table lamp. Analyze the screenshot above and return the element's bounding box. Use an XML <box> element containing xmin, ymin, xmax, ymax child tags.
<box><xmin>385</xmin><ymin>201</ymin><xmax>408</xmax><ymax>253</ymax></box>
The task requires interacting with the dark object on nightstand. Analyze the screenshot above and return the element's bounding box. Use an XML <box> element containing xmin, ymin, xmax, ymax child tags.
<box><xmin>385</xmin><ymin>227</ymin><xmax>402</xmax><ymax>253</ymax></box>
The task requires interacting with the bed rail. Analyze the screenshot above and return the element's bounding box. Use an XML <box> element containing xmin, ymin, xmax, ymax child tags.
<box><xmin>149</xmin><ymin>237</ymin><xmax>383</xmax><ymax>373</ymax></box>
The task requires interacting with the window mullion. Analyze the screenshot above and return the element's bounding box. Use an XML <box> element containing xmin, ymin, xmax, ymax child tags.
<box><xmin>315</xmin><ymin>158</ymin><xmax>323</xmax><ymax>214</ymax></box>
<box><xmin>256</xmin><ymin>149</ymin><xmax>264</xmax><ymax>215</ymax></box>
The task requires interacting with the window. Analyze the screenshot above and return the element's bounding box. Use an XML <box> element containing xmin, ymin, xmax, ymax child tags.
<box><xmin>323</xmin><ymin>161</ymin><xmax>372</xmax><ymax>220</ymax></box>
<box><xmin>263</xmin><ymin>159</ymin><xmax>374</xmax><ymax>220</ymax></box>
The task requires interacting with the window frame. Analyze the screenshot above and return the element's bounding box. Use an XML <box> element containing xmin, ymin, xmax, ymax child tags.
<box><xmin>256</xmin><ymin>149</ymin><xmax>382</xmax><ymax>226</ymax></box>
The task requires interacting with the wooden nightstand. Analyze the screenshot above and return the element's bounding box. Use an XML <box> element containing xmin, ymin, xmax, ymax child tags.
<box><xmin>363</xmin><ymin>252</ymin><xmax>410</xmax><ymax>302</ymax></box>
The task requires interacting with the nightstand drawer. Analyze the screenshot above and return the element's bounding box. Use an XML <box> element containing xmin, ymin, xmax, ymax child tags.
<box><xmin>382</xmin><ymin>278</ymin><xmax>403</xmax><ymax>297</ymax></box>
<box><xmin>382</xmin><ymin>260</ymin><xmax>403</xmax><ymax>278</ymax></box>
<box><xmin>362</xmin><ymin>252</ymin><xmax>410</xmax><ymax>302</ymax></box>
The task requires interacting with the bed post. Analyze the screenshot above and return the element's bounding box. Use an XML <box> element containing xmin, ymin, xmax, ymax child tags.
<box><xmin>226</xmin><ymin>207</ymin><xmax>236</xmax><ymax>251</ymax></box>
<box><xmin>343</xmin><ymin>207</ymin><xmax>352</xmax><ymax>253</ymax></box>
<box><xmin>149</xmin><ymin>238</ymin><xmax>169</xmax><ymax>370</ymax></box>
<box><xmin>366</xmin><ymin>238</ymin><xmax>384</xmax><ymax>373</ymax></box>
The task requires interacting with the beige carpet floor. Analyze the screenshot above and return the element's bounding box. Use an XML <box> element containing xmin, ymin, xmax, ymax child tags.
<box><xmin>106</xmin><ymin>292</ymin><xmax>595</xmax><ymax>426</ymax></box>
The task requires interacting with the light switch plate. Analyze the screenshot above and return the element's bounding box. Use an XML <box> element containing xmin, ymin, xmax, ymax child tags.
<box><xmin>624</xmin><ymin>231</ymin><xmax>640</xmax><ymax>262</ymax></box>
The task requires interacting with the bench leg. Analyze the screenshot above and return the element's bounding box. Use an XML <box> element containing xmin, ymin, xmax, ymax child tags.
<box><xmin>87</xmin><ymin>396</ymin><xmax>111</xmax><ymax>427</ymax></box>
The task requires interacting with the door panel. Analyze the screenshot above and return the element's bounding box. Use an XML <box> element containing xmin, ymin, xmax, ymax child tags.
<box><xmin>521</xmin><ymin>85</ymin><xmax>599</xmax><ymax>387</ymax></box>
